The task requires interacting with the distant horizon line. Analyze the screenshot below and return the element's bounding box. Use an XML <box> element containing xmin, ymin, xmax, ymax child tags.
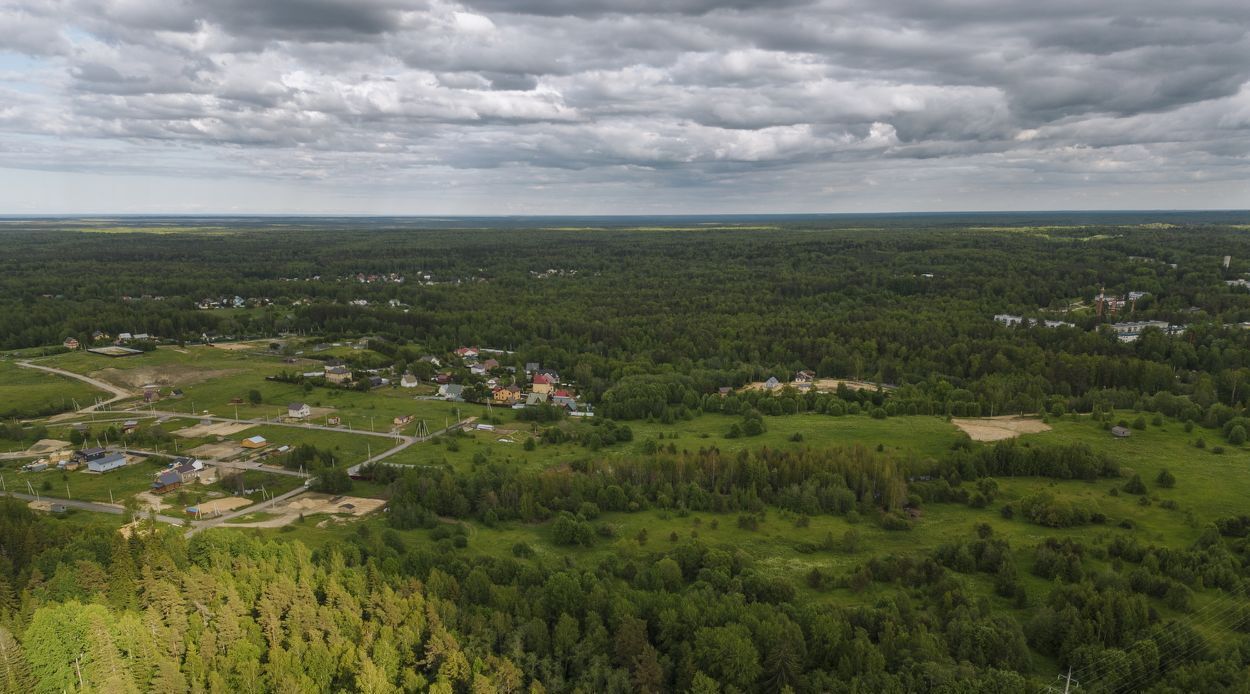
<box><xmin>1</xmin><ymin>209</ymin><xmax>1248</xmax><ymax>219</ymax></box>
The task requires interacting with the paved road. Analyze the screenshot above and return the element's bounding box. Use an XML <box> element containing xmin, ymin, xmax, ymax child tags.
<box><xmin>17</xmin><ymin>361</ymin><xmax>134</xmax><ymax>413</ymax></box>
<box><xmin>1</xmin><ymin>491</ymin><xmax>185</xmax><ymax>526</ymax></box>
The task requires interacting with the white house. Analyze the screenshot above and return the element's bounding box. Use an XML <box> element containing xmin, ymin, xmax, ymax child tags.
<box><xmin>400</xmin><ymin>373</ymin><xmax>420</xmax><ymax>388</ymax></box>
<box><xmin>287</xmin><ymin>402</ymin><xmax>311</xmax><ymax>419</ymax></box>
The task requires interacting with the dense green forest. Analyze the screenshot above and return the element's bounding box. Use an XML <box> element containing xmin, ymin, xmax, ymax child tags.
<box><xmin>5</xmin><ymin>217</ymin><xmax>1250</xmax><ymax>422</ymax></box>
<box><xmin>5</xmin><ymin>216</ymin><xmax>1250</xmax><ymax>692</ymax></box>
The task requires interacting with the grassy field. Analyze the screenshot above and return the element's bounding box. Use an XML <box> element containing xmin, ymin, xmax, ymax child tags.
<box><xmin>0</xmin><ymin>360</ymin><xmax>108</xmax><ymax>419</ymax></box>
<box><xmin>0</xmin><ymin>456</ymin><xmax>167</xmax><ymax>504</ymax></box>
<box><xmin>32</xmin><ymin>345</ymin><xmax>475</xmax><ymax>435</ymax></box>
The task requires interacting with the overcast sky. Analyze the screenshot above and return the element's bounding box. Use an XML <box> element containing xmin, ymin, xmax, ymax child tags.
<box><xmin>1</xmin><ymin>0</ymin><xmax>1248</xmax><ymax>214</ymax></box>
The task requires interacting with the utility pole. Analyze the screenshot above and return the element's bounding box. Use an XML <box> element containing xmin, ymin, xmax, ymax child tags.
<box><xmin>65</xmin><ymin>482</ymin><xmax>71</xmax><ymax>500</ymax></box>
<box><xmin>1047</xmin><ymin>667</ymin><xmax>1078</xmax><ymax>694</ymax></box>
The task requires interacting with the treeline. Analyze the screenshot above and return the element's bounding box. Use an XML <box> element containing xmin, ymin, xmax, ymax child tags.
<box><xmin>8</xmin><ymin>223</ymin><xmax>1250</xmax><ymax>423</ymax></box>
<box><xmin>370</xmin><ymin>445</ymin><xmax>910</xmax><ymax>532</ymax></box>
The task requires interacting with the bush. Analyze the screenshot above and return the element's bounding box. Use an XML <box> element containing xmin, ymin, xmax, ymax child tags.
<box><xmin>1132</xmin><ymin>416</ymin><xmax>1147</xmax><ymax>430</ymax></box>
<box><xmin>1229</xmin><ymin>425</ymin><xmax>1247</xmax><ymax>446</ymax></box>
<box><xmin>1156</xmin><ymin>468</ymin><xmax>1176</xmax><ymax>488</ymax></box>
<box><xmin>1122</xmin><ymin>474</ymin><xmax>1147</xmax><ymax>495</ymax></box>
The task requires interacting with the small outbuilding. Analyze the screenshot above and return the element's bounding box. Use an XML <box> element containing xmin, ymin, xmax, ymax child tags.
<box><xmin>1110</xmin><ymin>426</ymin><xmax>1132</xmax><ymax>438</ymax></box>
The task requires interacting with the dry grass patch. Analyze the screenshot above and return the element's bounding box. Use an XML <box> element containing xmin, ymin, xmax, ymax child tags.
<box><xmin>951</xmin><ymin>416</ymin><xmax>1051</xmax><ymax>441</ymax></box>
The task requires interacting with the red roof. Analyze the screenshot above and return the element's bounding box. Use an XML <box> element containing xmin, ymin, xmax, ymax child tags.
<box><xmin>533</xmin><ymin>373</ymin><xmax>554</xmax><ymax>384</ymax></box>
<box><xmin>554</xmin><ymin>389</ymin><xmax>572</xmax><ymax>398</ymax></box>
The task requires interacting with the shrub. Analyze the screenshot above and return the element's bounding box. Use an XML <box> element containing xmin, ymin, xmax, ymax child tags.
<box><xmin>1122</xmin><ymin>474</ymin><xmax>1147</xmax><ymax>495</ymax></box>
<box><xmin>1156</xmin><ymin>468</ymin><xmax>1176</xmax><ymax>488</ymax></box>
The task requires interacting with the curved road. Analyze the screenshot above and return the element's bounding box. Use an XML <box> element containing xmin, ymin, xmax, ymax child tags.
<box><xmin>17</xmin><ymin>360</ymin><xmax>134</xmax><ymax>414</ymax></box>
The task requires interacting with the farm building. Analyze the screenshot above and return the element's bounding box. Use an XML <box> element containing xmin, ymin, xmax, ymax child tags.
<box><xmin>1110</xmin><ymin>426</ymin><xmax>1132</xmax><ymax>438</ymax></box>
<box><xmin>241</xmin><ymin>436</ymin><xmax>269</xmax><ymax>449</ymax></box>
<box><xmin>87</xmin><ymin>453</ymin><xmax>127</xmax><ymax>473</ymax></box>
<box><xmin>288</xmin><ymin>402</ymin><xmax>311</xmax><ymax>419</ymax></box>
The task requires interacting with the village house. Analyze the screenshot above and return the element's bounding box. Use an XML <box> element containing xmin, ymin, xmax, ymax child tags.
<box><xmin>393</xmin><ymin>415</ymin><xmax>414</xmax><ymax>426</ymax></box>
<box><xmin>325</xmin><ymin>366</ymin><xmax>352</xmax><ymax>384</ymax></box>
<box><xmin>493</xmin><ymin>385</ymin><xmax>522</xmax><ymax>405</ymax></box>
<box><xmin>143</xmin><ymin>385</ymin><xmax>160</xmax><ymax>403</ymax></box>
<box><xmin>420</xmin><ymin>355</ymin><xmax>442</xmax><ymax>367</ymax></box>
<box><xmin>152</xmin><ymin>470</ymin><xmax>182</xmax><ymax>494</ymax></box>
<box><xmin>400</xmin><ymin>372</ymin><xmax>420</xmax><ymax>388</ymax></box>
<box><xmin>241</xmin><ymin>435</ymin><xmax>268</xmax><ymax>449</ymax></box>
<box><xmin>470</xmin><ymin>363</ymin><xmax>488</xmax><ymax>376</ymax></box>
<box><xmin>63</xmin><ymin>337</ymin><xmax>80</xmax><ymax>350</ymax></box>
<box><xmin>482</xmin><ymin>358</ymin><xmax>500</xmax><ymax>371</ymax></box>
<box><xmin>532</xmin><ymin>373</ymin><xmax>555</xmax><ymax>395</ymax></box>
<box><xmin>288</xmin><ymin>402</ymin><xmax>311</xmax><ymax>419</ymax></box>
<box><xmin>439</xmin><ymin>384</ymin><xmax>465</xmax><ymax>401</ymax></box>
<box><xmin>455</xmin><ymin>346</ymin><xmax>479</xmax><ymax>359</ymax></box>
<box><xmin>526</xmin><ymin>391</ymin><xmax>549</xmax><ymax>406</ymax></box>
<box><xmin>794</xmin><ymin>370</ymin><xmax>815</xmax><ymax>383</ymax></box>
<box><xmin>763</xmin><ymin>376</ymin><xmax>781</xmax><ymax>390</ymax></box>
<box><xmin>718</xmin><ymin>386</ymin><xmax>733</xmax><ymax>396</ymax></box>
<box><xmin>525</xmin><ymin>362</ymin><xmax>540</xmax><ymax>374</ymax></box>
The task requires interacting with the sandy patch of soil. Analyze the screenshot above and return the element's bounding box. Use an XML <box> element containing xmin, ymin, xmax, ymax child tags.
<box><xmin>209</xmin><ymin>341</ymin><xmax>280</xmax><ymax>352</ymax></box>
<box><xmin>187</xmin><ymin>441</ymin><xmax>247</xmax><ymax>459</ymax></box>
<box><xmin>93</xmin><ymin>365</ymin><xmax>241</xmax><ymax>389</ymax></box>
<box><xmin>228</xmin><ymin>494</ymin><xmax>386</xmax><ymax>528</ymax></box>
<box><xmin>951</xmin><ymin>416</ymin><xmax>1052</xmax><ymax>442</ymax></box>
<box><xmin>26</xmin><ymin>439</ymin><xmax>71</xmax><ymax>454</ymax></box>
<box><xmin>812</xmin><ymin>378</ymin><xmax>894</xmax><ymax>392</ymax></box>
<box><xmin>741</xmin><ymin>378</ymin><xmax>890</xmax><ymax>393</ymax></box>
<box><xmin>191</xmin><ymin>496</ymin><xmax>251</xmax><ymax>515</ymax></box>
<box><xmin>135</xmin><ymin>491</ymin><xmax>171</xmax><ymax>513</ymax></box>
<box><xmin>176</xmin><ymin>421</ymin><xmax>254</xmax><ymax>438</ymax></box>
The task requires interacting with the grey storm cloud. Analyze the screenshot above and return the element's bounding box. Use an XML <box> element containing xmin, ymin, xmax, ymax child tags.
<box><xmin>0</xmin><ymin>0</ymin><xmax>1247</xmax><ymax>213</ymax></box>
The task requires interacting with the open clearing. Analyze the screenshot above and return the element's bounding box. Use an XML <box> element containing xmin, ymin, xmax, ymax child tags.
<box><xmin>176</xmin><ymin>421</ymin><xmax>254</xmax><ymax>438</ymax></box>
<box><xmin>741</xmin><ymin>378</ymin><xmax>891</xmax><ymax>393</ymax></box>
<box><xmin>94</xmin><ymin>364</ymin><xmax>241</xmax><ymax>389</ymax></box>
<box><xmin>26</xmin><ymin>439</ymin><xmax>71</xmax><ymax>454</ymax></box>
<box><xmin>208</xmin><ymin>340</ymin><xmax>282</xmax><ymax>352</ymax></box>
<box><xmin>226</xmin><ymin>493</ymin><xmax>386</xmax><ymax>528</ymax></box>
<box><xmin>951</xmin><ymin>415</ymin><xmax>1052</xmax><ymax>441</ymax></box>
<box><xmin>189</xmin><ymin>496</ymin><xmax>251</xmax><ymax>516</ymax></box>
<box><xmin>187</xmin><ymin>441</ymin><xmax>246</xmax><ymax>459</ymax></box>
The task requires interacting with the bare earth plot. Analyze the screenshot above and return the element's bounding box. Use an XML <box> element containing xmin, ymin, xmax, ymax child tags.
<box><xmin>187</xmin><ymin>441</ymin><xmax>247</xmax><ymax>459</ymax></box>
<box><xmin>227</xmin><ymin>494</ymin><xmax>387</xmax><ymax>528</ymax></box>
<box><xmin>94</xmin><ymin>365</ymin><xmax>241</xmax><ymax>389</ymax></box>
<box><xmin>190</xmin><ymin>496</ymin><xmax>251</xmax><ymax>516</ymax></box>
<box><xmin>741</xmin><ymin>379</ymin><xmax>891</xmax><ymax>393</ymax></box>
<box><xmin>951</xmin><ymin>416</ymin><xmax>1052</xmax><ymax>442</ymax></box>
<box><xmin>26</xmin><ymin>439</ymin><xmax>72</xmax><ymax>454</ymax></box>
<box><xmin>176</xmin><ymin>421</ymin><xmax>254</xmax><ymax>438</ymax></box>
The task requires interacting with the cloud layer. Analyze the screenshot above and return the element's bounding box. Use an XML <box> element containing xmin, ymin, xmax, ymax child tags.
<box><xmin>0</xmin><ymin>0</ymin><xmax>1247</xmax><ymax>213</ymax></box>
